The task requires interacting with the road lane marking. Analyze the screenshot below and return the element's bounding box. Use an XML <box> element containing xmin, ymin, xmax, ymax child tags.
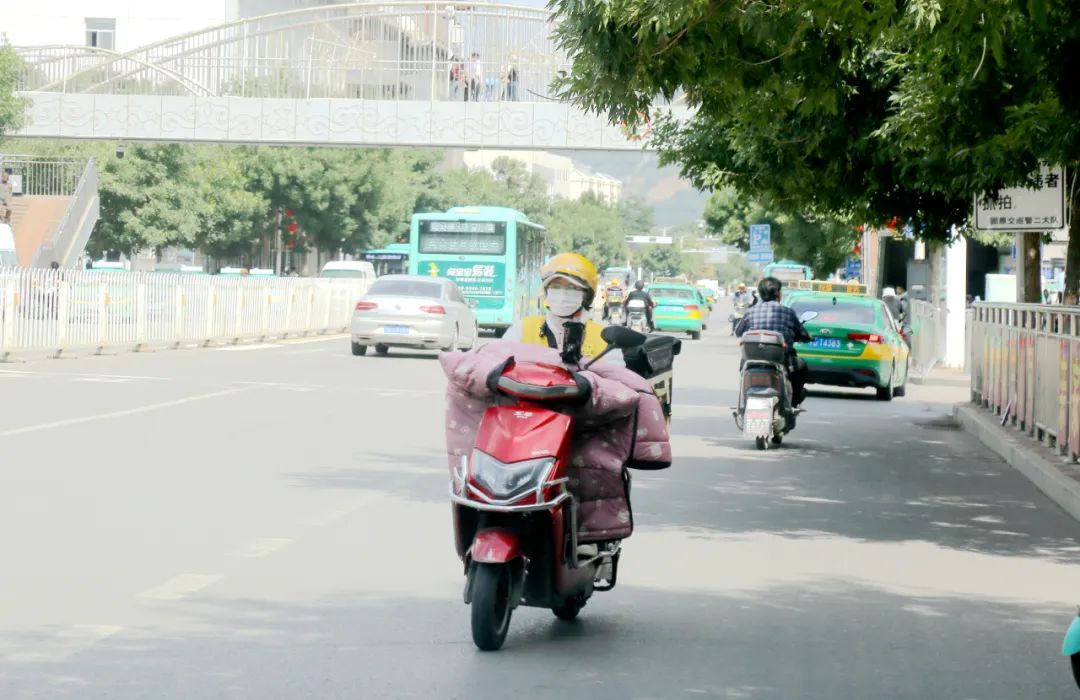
<box><xmin>138</xmin><ymin>574</ymin><xmax>223</xmax><ymax>600</ymax></box>
<box><xmin>216</xmin><ymin>344</ymin><xmax>283</xmax><ymax>352</ymax></box>
<box><xmin>0</xmin><ymin>387</ymin><xmax>251</xmax><ymax>439</ymax></box>
<box><xmin>71</xmin><ymin>376</ymin><xmax>135</xmax><ymax>384</ymax></box>
<box><xmin>284</xmin><ymin>348</ymin><xmax>326</xmax><ymax>355</ymax></box>
<box><xmin>230</xmin><ymin>538</ymin><xmax>294</xmax><ymax>559</ymax></box>
<box><xmin>281</xmin><ymin>335</ymin><xmax>346</xmax><ymax>345</ymax></box>
<box><xmin>6</xmin><ymin>625</ymin><xmax>124</xmax><ymax>663</ymax></box>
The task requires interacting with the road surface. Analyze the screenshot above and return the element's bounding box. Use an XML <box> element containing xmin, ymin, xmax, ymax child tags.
<box><xmin>1</xmin><ymin>315</ymin><xmax>1077</xmax><ymax>698</ymax></box>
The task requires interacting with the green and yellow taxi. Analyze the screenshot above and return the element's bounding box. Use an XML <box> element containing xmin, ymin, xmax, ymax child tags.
<box><xmin>647</xmin><ymin>283</ymin><xmax>704</xmax><ymax>340</ymax></box>
<box><xmin>783</xmin><ymin>281</ymin><xmax>910</xmax><ymax>401</ymax></box>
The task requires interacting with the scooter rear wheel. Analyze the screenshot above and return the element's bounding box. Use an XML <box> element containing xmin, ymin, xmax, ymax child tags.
<box><xmin>471</xmin><ymin>563</ymin><xmax>512</xmax><ymax>651</ymax></box>
<box><xmin>755</xmin><ymin>436</ymin><xmax>768</xmax><ymax>450</ymax></box>
<box><xmin>1071</xmin><ymin>653</ymin><xmax>1080</xmax><ymax>689</ymax></box>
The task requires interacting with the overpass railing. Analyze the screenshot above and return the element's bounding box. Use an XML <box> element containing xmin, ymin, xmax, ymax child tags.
<box><xmin>969</xmin><ymin>302</ymin><xmax>1080</xmax><ymax>460</ymax></box>
<box><xmin>31</xmin><ymin>158</ymin><xmax>100</xmax><ymax>269</ymax></box>
<box><xmin>0</xmin><ymin>267</ymin><xmax>369</xmax><ymax>359</ymax></box>
<box><xmin>0</xmin><ymin>155</ymin><xmax>88</xmax><ymax>196</ymax></box>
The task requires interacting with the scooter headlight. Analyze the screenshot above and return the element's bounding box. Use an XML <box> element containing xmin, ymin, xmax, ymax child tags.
<box><xmin>470</xmin><ymin>450</ymin><xmax>554</xmax><ymax>502</ymax></box>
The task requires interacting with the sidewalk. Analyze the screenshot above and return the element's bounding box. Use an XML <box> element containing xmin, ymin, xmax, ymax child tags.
<box><xmin>910</xmin><ymin>365</ymin><xmax>970</xmax><ymax>387</ymax></box>
<box><xmin>955</xmin><ymin>403</ymin><xmax>1080</xmax><ymax>523</ymax></box>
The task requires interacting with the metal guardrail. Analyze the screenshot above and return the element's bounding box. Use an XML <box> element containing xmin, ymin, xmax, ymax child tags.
<box><xmin>0</xmin><ymin>267</ymin><xmax>369</xmax><ymax>358</ymax></box>
<box><xmin>908</xmin><ymin>299</ymin><xmax>946</xmax><ymax>376</ymax></box>
<box><xmin>969</xmin><ymin>302</ymin><xmax>1080</xmax><ymax>460</ymax></box>
<box><xmin>0</xmin><ymin>156</ymin><xmax>87</xmax><ymax>196</ymax></box>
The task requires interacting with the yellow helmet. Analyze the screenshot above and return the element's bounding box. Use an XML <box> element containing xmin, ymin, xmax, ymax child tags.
<box><xmin>541</xmin><ymin>252</ymin><xmax>599</xmax><ymax>307</ymax></box>
<box><xmin>737</xmin><ymin>282</ymin><xmax>747</xmax><ymax>291</ymax></box>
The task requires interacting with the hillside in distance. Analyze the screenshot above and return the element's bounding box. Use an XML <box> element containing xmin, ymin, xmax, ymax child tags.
<box><xmin>570</xmin><ymin>151</ymin><xmax>708</xmax><ymax>228</ymax></box>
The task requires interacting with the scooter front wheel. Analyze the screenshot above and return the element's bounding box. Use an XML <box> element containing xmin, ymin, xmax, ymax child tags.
<box><xmin>755</xmin><ymin>436</ymin><xmax>768</xmax><ymax>450</ymax></box>
<box><xmin>471</xmin><ymin>563</ymin><xmax>512</xmax><ymax>651</ymax></box>
<box><xmin>552</xmin><ymin>598</ymin><xmax>584</xmax><ymax>621</ymax></box>
<box><xmin>1072</xmin><ymin>653</ymin><xmax>1080</xmax><ymax>689</ymax></box>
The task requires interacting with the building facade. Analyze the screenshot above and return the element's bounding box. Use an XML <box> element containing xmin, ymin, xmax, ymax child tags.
<box><xmin>462</xmin><ymin>149</ymin><xmax>623</xmax><ymax>203</ymax></box>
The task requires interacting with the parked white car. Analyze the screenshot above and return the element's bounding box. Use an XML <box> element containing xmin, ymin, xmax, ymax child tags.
<box><xmin>350</xmin><ymin>274</ymin><xmax>478</xmax><ymax>356</ymax></box>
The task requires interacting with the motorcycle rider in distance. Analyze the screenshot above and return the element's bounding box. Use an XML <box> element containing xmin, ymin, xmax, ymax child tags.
<box><xmin>622</xmin><ymin>280</ymin><xmax>655</xmax><ymax>331</ymax></box>
<box><xmin>732</xmin><ymin>282</ymin><xmax>752</xmax><ymax>335</ymax></box>
<box><xmin>735</xmin><ymin>276</ymin><xmax>812</xmax><ymax>406</ymax></box>
<box><xmin>601</xmin><ymin>278</ymin><xmax>625</xmax><ymax>322</ymax></box>
<box><xmin>502</xmin><ymin>252</ymin><xmax>608</xmax><ymax>358</ymax></box>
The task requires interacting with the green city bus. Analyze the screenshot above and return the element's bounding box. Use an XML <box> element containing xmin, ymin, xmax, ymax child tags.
<box><xmin>408</xmin><ymin>206</ymin><xmax>546</xmax><ymax>335</ymax></box>
<box><xmin>763</xmin><ymin>260</ymin><xmax>813</xmax><ymax>284</ymax></box>
<box><xmin>362</xmin><ymin>242</ymin><xmax>410</xmax><ymax>276</ymax></box>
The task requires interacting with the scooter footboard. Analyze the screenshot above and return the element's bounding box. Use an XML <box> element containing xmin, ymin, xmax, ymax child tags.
<box><xmin>743</xmin><ymin>396</ymin><xmax>775</xmax><ymax>438</ymax></box>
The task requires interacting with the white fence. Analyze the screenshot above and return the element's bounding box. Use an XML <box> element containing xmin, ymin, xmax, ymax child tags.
<box><xmin>908</xmin><ymin>299</ymin><xmax>947</xmax><ymax>375</ymax></box>
<box><xmin>969</xmin><ymin>302</ymin><xmax>1080</xmax><ymax>460</ymax></box>
<box><xmin>0</xmin><ymin>267</ymin><xmax>368</xmax><ymax>358</ymax></box>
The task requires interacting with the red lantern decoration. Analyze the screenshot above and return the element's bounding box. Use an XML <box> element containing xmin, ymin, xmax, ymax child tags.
<box><xmin>286</xmin><ymin>222</ymin><xmax>300</xmax><ymax>234</ymax></box>
<box><xmin>284</xmin><ymin>208</ymin><xmax>294</xmax><ymax>218</ymax></box>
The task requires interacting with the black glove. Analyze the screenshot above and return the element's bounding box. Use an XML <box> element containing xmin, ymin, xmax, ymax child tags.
<box><xmin>486</xmin><ymin>357</ymin><xmax>514</xmax><ymax>395</ymax></box>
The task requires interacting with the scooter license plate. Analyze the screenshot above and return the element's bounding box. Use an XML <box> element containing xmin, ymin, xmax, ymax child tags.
<box><xmin>744</xmin><ymin>409</ymin><xmax>772</xmax><ymax>436</ymax></box>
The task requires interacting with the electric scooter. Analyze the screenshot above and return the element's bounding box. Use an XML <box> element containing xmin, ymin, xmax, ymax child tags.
<box><xmin>448</xmin><ymin>323</ymin><xmax>676</xmax><ymax>650</ymax></box>
<box><xmin>732</xmin><ymin>312</ymin><xmax>816</xmax><ymax>450</ymax></box>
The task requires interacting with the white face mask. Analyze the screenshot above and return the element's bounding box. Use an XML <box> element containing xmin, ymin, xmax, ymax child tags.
<box><xmin>546</xmin><ymin>288</ymin><xmax>586</xmax><ymax>317</ymax></box>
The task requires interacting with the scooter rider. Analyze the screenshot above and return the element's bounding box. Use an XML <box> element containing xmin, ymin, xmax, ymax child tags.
<box><xmin>735</xmin><ymin>276</ymin><xmax>811</xmax><ymax>406</ymax></box>
<box><xmin>601</xmin><ymin>278</ymin><xmax>625</xmax><ymax>321</ymax></box>
<box><xmin>732</xmin><ymin>282</ymin><xmax>752</xmax><ymax>335</ymax></box>
<box><xmin>502</xmin><ymin>252</ymin><xmax>608</xmax><ymax>358</ymax></box>
<box><xmin>622</xmin><ymin>280</ymin><xmax>655</xmax><ymax>330</ymax></box>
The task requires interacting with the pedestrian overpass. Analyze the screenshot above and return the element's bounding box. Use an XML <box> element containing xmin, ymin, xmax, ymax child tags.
<box><xmin>14</xmin><ymin>2</ymin><xmax>687</xmax><ymax>151</ymax></box>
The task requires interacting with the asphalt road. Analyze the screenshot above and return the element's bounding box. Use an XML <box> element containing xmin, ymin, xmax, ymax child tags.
<box><xmin>1</xmin><ymin>306</ymin><xmax>1078</xmax><ymax>699</ymax></box>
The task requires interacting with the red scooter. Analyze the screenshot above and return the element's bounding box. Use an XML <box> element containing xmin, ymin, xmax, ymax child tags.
<box><xmin>448</xmin><ymin>323</ymin><xmax>671</xmax><ymax>650</ymax></box>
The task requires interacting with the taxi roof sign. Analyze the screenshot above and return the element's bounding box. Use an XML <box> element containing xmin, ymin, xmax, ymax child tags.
<box><xmin>790</xmin><ymin>280</ymin><xmax>868</xmax><ymax>295</ymax></box>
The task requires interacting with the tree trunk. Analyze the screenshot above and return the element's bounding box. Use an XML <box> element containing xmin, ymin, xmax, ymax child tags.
<box><xmin>1020</xmin><ymin>232</ymin><xmax>1042</xmax><ymax>303</ymax></box>
<box><xmin>1066</xmin><ymin>189</ymin><xmax>1080</xmax><ymax>305</ymax></box>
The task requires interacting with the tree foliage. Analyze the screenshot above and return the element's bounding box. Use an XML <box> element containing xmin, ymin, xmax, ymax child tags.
<box><xmin>549</xmin><ymin>0</ymin><xmax>1080</xmax><ymax>294</ymax></box>
<box><xmin>15</xmin><ymin>139</ymin><xmax>636</xmax><ymax>269</ymax></box>
<box><xmin>0</xmin><ymin>45</ymin><xmax>28</xmax><ymax>141</ymax></box>
<box><xmin>704</xmin><ymin>189</ymin><xmax>856</xmax><ymax>276</ymax></box>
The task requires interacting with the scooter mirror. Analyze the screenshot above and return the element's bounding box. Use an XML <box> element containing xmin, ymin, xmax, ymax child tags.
<box><xmin>799</xmin><ymin>311</ymin><xmax>819</xmax><ymax>323</ymax></box>
<box><xmin>601</xmin><ymin>324</ymin><xmax>647</xmax><ymax>349</ymax></box>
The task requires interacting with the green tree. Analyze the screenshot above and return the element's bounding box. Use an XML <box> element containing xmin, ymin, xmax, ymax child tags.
<box><xmin>93</xmin><ymin>145</ymin><xmax>206</xmax><ymax>258</ymax></box>
<box><xmin>617</xmin><ymin>195</ymin><xmax>654</xmax><ymax>236</ymax></box>
<box><xmin>704</xmin><ymin>189</ymin><xmax>855</xmax><ymax>276</ymax></box>
<box><xmin>0</xmin><ymin>45</ymin><xmax>28</xmax><ymax>141</ymax></box>
<box><xmin>544</xmin><ymin>192</ymin><xmax>628</xmax><ymax>270</ymax></box>
<box><xmin>638</xmin><ymin>243</ymin><xmax>686</xmax><ymax>278</ymax></box>
<box><xmin>550</xmin><ymin>0</ymin><xmax>1080</xmax><ymax>297</ymax></box>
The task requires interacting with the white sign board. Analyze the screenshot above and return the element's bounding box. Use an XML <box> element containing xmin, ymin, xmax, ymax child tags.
<box><xmin>974</xmin><ymin>165</ymin><xmax>1067</xmax><ymax>232</ymax></box>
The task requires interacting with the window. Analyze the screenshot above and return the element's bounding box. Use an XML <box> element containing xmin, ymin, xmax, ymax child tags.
<box><xmin>649</xmin><ymin>287</ymin><xmax>696</xmax><ymax>301</ymax></box>
<box><xmin>368</xmin><ymin>279</ymin><xmax>442</xmax><ymax>299</ymax></box>
<box><xmin>85</xmin><ymin>18</ymin><xmax>116</xmax><ymax>50</ymax></box>
<box><xmin>789</xmin><ymin>298</ymin><xmax>878</xmax><ymax>325</ymax></box>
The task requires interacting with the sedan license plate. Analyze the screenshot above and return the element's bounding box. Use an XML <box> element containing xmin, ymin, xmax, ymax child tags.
<box><xmin>383</xmin><ymin>325</ymin><xmax>411</xmax><ymax>335</ymax></box>
<box><xmin>808</xmin><ymin>338</ymin><xmax>842</xmax><ymax>350</ymax></box>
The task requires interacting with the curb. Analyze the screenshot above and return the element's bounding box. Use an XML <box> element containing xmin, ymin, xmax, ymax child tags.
<box><xmin>954</xmin><ymin>404</ymin><xmax>1080</xmax><ymax>522</ymax></box>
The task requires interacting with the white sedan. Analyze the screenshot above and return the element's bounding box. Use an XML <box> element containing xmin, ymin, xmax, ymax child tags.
<box><xmin>350</xmin><ymin>275</ymin><xmax>478</xmax><ymax>356</ymax></box>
